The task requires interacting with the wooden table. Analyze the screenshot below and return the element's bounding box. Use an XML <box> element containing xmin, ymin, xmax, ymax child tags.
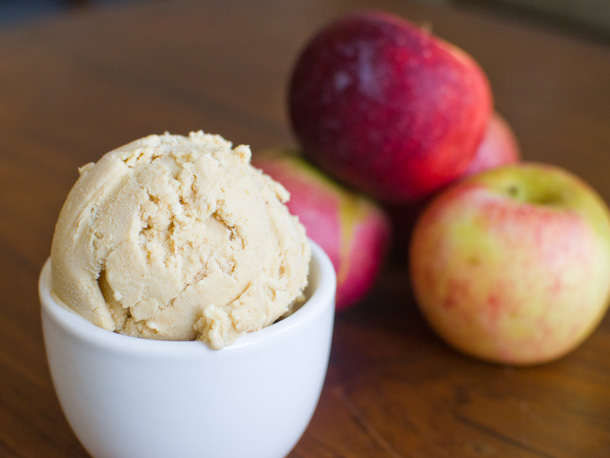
<box><xmin>1</xmin><ymin>1</ymin><xmax>609</xmax><ymax>456</ymax></box>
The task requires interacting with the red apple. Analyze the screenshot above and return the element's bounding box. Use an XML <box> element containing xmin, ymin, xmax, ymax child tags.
<box><xmin>253</xmin><ymin>148</ymin><xmax>392</xmax><ymax>311</ymax></box>
<box><xmin>409</xmin><ymin>163</ymin><xmax>610</xmax><ymax>365</ymax></box>
<box><xmin>462</xmin><ymin>112</ymin><xmax>520</xmax><ymax>178</ymax></box>
<box><xmin>289</xmin><ymin>10</ymin><xmax>492</xmax><ymax>203</ymax></box>
<box><xmin>387</xmin><ymin>114</ymin><xmax>520</xmax><ymax>265</ymax></box>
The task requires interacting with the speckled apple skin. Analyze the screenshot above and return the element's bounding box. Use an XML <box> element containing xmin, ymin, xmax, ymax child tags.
<box><xmin>409</xmin><ymin>163</ymin><xmax>610</xmax><ymax>365</ymax></box>
<box><xmin>289</xmin><ymin>11</ymin><xmax>492</xmax><ymax>203</ymax></box>
<box><xmin>254</xmin><ymin>149</ymin><xmax>391</xmax><ymax>311</ymax></box>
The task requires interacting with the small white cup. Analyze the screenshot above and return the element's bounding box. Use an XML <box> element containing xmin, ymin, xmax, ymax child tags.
<box><xmin>39</xmin><ymin>241</ymin><xmax>335</xmax><ymax>458</ymax></box>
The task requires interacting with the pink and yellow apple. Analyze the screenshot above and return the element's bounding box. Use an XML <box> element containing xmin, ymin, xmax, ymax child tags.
<box><xmin>289</xmin><ymin>10</ymin><xmax>492</xmax><ymax>203</ymax></box>
<box><xmin>409</xmin><ymin>163</ymin><xmax>610</xmax><ymax>365</ymax></box>
<box><xmin>253</xmin><ymin>148</ymin><xmax>392</xmax><ymax>311</ymax></box>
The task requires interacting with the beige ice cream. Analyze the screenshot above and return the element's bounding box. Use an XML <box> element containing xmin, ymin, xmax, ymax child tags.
<box><xmin>51</xmin><ymin>131</ymin><xmax>310</xmax><ymax>349</ymax></box>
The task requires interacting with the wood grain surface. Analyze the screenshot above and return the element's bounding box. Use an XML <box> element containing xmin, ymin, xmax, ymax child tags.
<box><xmin>1</xmin><ymin>1</ymin><xmax>609</xmax><ymax>456</ymax></box>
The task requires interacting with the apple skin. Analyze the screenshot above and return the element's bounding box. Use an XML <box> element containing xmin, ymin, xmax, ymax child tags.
<box><xmin>289</xmin><ymin>10</ymin><xmax>492</xmax><ymax>203</ymax></box>
<box><xmin>409</xmin><ymin>163</ymin><xmax>610</xmax><ymax>365</ymax></box>
<box><xmin>253</xmin><ymin>148</ymin><xmax>392</xmax><ymax>311</ymax></box>
<box><xmin>386</xmin><ymin>113</ymin><xmax>520</xmax><ymax>266</ymax></box>
<box><xmin>462</xmin><ymin>112</ymin><xmax>520</xmax><ymax>179</ymax></box>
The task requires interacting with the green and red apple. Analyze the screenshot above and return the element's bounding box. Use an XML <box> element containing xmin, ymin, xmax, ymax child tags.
<box><xmin>409</xmin><ymin>163</ymin><xmax>610</xmax><ymax>365</ymax></box>
<box><xmin>253</xmin><ymin>148</ymin><xmax>392</xmax><ymax>311</ymax></box>
<box><xmin>289</xmin><ymin>11</ymin><xmax>492</xmax><ymax>203</ymax></box>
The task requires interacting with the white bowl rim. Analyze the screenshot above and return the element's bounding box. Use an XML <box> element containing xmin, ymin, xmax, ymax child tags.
<box><xmin>39</xmin><ymin>239</ymin><xmax>336</xmax><ymax>357</ymax></box>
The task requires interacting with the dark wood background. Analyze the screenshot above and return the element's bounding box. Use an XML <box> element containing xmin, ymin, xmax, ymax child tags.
<box><xmin>1</xmin><ymin>1</ymin><xmax>609</xmax><ymax>456</ymax></box>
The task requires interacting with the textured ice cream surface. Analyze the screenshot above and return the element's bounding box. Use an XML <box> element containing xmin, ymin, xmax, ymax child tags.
<box><xmin>51</xmin><ymin>131</ymin><xmax>311</xmax><ymax>349</ymax></box>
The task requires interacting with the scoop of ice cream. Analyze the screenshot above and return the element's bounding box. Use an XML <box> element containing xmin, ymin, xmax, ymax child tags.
<box><xmin>51</xmin><ymin>131</ymin><xmax>311</xmax><ymax>349</ymax></box>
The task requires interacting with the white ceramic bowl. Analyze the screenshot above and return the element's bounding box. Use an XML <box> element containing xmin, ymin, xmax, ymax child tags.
<box><xmin>39</xmin><ymin>241</ymin><xmax>335</xmax><ymax>458</ymax></box>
